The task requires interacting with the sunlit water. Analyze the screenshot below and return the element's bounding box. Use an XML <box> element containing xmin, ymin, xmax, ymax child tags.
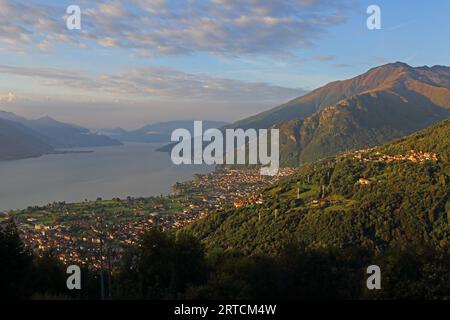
<box><xmin>0</xmin><ymin>143</ymin><xmax>213</xmax><ymax>211</ymax></box>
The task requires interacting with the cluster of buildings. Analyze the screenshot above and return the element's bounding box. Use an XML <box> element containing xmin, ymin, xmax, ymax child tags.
<box><xmin>17</xmin><ymin>209</ymin><xmax>210</xmax><ymax>268</ymax></box>
<box><xmin>20</xmin><ymin>222</ymin><xmax>108</xmax><ymax>268</ymax></box>
<box><xmin>352</xmin><ymin>149</ymin><xmax>438</xmax><ymax>164</ymax></box>
<box><xmin>13</xmin><ymin>167</ymin><xmax>296</xmax><ymax>269</ymax></box>
<box><xmin>183</xmin><ymin>167</ymin><xmax>295</xmax><ymax>210</ymax></box>
<box><xmin>11</xmin><ymin>209</ymin><xmax>216</xmax><ymax>290</ymax></box>
<box><xmin>233</xmin><ymin>194</ymin><xmax>265</xmax><ymax>208</ymax></box>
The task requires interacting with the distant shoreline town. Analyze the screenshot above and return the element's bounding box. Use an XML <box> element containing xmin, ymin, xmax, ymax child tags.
<box><xmin>2</xmin><ymin>167</ymin><xmax>295</xmax><ymax>269</ymax></box>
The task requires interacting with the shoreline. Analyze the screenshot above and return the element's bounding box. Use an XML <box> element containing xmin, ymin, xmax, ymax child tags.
<box><xmin>0</xmin><ymin>143</ymin><xmax>214</xmax><ymax>212</ymax></box>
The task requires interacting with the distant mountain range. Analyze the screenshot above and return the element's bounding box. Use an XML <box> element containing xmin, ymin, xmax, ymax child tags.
<box><xmin>3</xmin><ymin>62</ymin><xmax>450</xmax><ymax>163</ymax></box>
<box><xmin>99</xmin><ymin>120</ymin><xmax>228</xmax><ymax>143</ymax></box>
<box><xmin>0</xmin><ymin>111</ymin><xmax>122</xmax><ymax>161</ymax></box>
<box><xmin>0</xmin><ymin>117</ymin><xmax>53</xmax><ymax>161</ymax></box>
<box><xmin>0</xmin><ymin>111</ymin><xmax>226</xmax><ymax>161</ymax></box>
<box><xmin>227</xmin><ymin>62</ymin><xmax>450</xmax><ymax>165</ymax></box>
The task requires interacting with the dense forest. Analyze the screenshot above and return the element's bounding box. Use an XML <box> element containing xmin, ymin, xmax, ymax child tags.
<box><xmin>188</xmin><ymin>118</ymin><xmax>450</xmax><ymax>254</ymax></box>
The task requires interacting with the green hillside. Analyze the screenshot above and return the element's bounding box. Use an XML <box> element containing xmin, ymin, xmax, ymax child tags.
<box><xmin>188</xmin><ymin>118</ymin><xmax>450</xmax><ymax>254</ymax></box>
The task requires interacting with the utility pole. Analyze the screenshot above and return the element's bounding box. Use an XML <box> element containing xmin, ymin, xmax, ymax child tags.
<box><xmin>99</xmin><ymin>244</ymin><xmax>105</xmax><ymax>300</ymax></box>
<box><xmin>93</xmin><ymin>211</ymin><xmax>106</xmax><ymax>300</ymax></box>
<box><xmin>107</xmin><ymin>247</ymin><xmax>112</xmax><ymax>299</ymax></box>
<box><xmin>99</xmin><ymin>213</ymin><xmax>105</xmax><ymax>301</ymax></box>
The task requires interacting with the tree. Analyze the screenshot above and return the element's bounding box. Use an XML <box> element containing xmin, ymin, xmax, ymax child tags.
<box><xmin>115</xmin><ymin>228</ymin><xmax>207</xmax><ymax>299</ymax></box>
<box><xmin>31</xmin><ymin>251</ymin><xmax>67</xmax><ymax>298</ymax></box>
<box><xmin>0</xmin><ymin>220</ymin><xmax>34</xmax><ymax>299</ymax></box>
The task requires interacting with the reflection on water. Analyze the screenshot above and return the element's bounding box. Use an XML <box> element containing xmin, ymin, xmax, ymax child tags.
<box><xmin>0</xmin><ymin>143</ymin><xmax>213</xmax><ymax>211</ymax></box>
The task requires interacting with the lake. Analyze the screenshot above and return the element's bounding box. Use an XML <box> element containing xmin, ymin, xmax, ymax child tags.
<box><xmin>0</xmin><ymin>143</ymin><xmax>213</xmax><ymax>211</ymax></box>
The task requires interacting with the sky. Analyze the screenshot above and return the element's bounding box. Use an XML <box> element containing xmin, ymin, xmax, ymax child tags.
<box><xmin>0</xmin><ymin>0</ymin><xmax>449</xmax><ymax>129</ymax></box>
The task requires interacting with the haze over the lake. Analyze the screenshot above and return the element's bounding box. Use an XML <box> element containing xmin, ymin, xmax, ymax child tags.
<box><xmin>0</xmin><ymin>143</ymin><xmax>213</xmax><ymax>211</ymax></box>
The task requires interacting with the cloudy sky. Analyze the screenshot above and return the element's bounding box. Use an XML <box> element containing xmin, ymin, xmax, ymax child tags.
<box><xmin>0</xmin><ymin>0</ymin><xmax>449</xmax><ymax>129</ymax></box>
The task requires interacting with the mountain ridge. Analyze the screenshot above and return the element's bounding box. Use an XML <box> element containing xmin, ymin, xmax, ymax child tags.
<box><xmin>228</xmin><ymin>62</ymin><xmax>450</xmax><ymax>165</ymax></box>
<box><xmin>0</xmin><ymin>118</ymin><xmax>54</xmax><ymax>161</ymax></box>
<box><xmin>230</xmin><ymin>62</ymin><xmax>450</xmax><ymax>131</ymax></box>
<box><xmin>0</xmin><ymin>112</ymin><xmax>122</xmax><ymax>149</ymax></box>
<box><xmin>100</xmin><ymin>120</ymin><xmax>228</xmax><ymax>143</ymax></box>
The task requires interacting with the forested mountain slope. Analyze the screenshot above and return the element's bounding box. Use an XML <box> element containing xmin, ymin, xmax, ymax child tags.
<box><xmin>188</xmin><ymin>118</ymin><xmax>450</xmax><ymax>254</ymax></box>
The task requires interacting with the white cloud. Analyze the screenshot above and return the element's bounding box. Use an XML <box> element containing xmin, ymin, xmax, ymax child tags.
<box><xmin>0</xmin><ymin>0</ymin><xmax>350</xmax><ymax>56</ymax></box>
<box><xmin>0</xmin><ymin>64</ymin><xmax>306</xmax><ymax>102</ymax></box>
<box><xmin>0</xmin><ymin>92</ymin><xmax>16</xmax><ymax>103</ymax></box>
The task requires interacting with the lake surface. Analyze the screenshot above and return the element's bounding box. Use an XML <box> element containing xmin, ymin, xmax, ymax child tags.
<box><xmin>0</xmin><ymin>143</ymin><xmax>213</xmax><ymax>211</ymax></box>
